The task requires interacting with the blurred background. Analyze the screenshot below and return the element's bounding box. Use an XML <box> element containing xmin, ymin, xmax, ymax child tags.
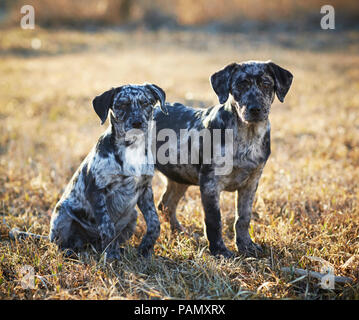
<box><xmin>0</xmin><ymin>0</ymin><xmax>358</xmax><ymax>30</ymax></box>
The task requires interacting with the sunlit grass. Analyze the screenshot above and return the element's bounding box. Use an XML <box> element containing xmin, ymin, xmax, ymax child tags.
<box><xmin>0</xmin><ymin>28</ymin><xmax>358</xmax><ymax>299</ymax></box>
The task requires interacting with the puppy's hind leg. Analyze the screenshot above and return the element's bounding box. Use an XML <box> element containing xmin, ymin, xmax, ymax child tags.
<box><xmin>9</xmin><ymin>203</ymin><xmax>80</xmax><ymax>258</ymax></box>
<box><xmin>49</xmin><ymin>202</ymin><xmax>88</xmax><ymax>256</ymax></box>
<box><xmin>157</xmin><ymin>178</ymin><xmax>188</xmax><ymax>233</ymax></box>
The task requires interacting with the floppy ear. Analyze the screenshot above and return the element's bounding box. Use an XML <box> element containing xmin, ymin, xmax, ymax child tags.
<box><xmin>210</xmin><ymin>63</ymin><xmax>238</xmax><ymax>104</ymax></box>
<box><xmin>92</xmin><ymin>88</ymin><xmax>116</xmax><ymax>125</ymax></box>
<box><xmin>146</xmin><ymin>84</ymin><xmax>167</xmax><ymax>115</ymax></box>
<box><xmin>267</xmin><ymin>62</ymin><xmax>293</xmax><ymax>103</ymax></box>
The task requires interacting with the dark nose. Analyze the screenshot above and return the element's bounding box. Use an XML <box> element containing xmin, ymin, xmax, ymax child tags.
<box><xmin>131</xmin><ymin>121</ymin><xmax>142</xmax><ymax>129</ymax></box>
<box><xmin>248</xmin><ymin>105</ymin><xmax>261</xmax><ymax>115</ymax></box>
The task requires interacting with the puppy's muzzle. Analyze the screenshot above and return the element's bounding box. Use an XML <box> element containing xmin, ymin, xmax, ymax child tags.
<box><xmin>248</xmin><ymin>105</ymin><xmax>261</xmax><ymax>115</ymax></box>
<box><xmin>245</xmin><ymin>105</ymin><xmax>265</xmax><ymax>122</ymax></box>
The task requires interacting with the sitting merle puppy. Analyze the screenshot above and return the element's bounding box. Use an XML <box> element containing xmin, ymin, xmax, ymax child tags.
<box><xmin>154</xmin><ymin>61</ymin><xmax>293</xmax><ymax>258</ymax></box>
<box><xmin>48</xmin><ymin>84</ymin><xmax>167</xmax><ymax>260</ymax></box>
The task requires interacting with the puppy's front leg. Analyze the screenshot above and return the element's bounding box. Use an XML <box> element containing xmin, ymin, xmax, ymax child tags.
<box><xmin>199</xmin><ymin>170</ymin><xmax>234</xmax><ymax>258</ymax></box>
<box><xmin>137</xmin><ymin>183</ymin><xmax>160</xmax><ymax>258</ymax></box>
<box><xmin>235</xmin><ymin>176</ymin><xmax>263</xmax><ymax>257</ymax></box>
<box><xmin>88</xmin><ymin>189</ymin><xmax>120</xmax><ymax>260</ymax></box>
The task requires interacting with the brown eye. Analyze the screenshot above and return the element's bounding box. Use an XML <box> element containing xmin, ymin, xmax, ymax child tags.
<box><xmin>260</xmin><ymin>80</ymin><xmax>272</xmax><ymax>89</ymax></box>
<box><xmin>121</xmin><ymin>101</ymin><xmax>130</xmax><ymax>108</ymax></box>
<box><xmin>145</xmin><ymin>99</ymin><xmax>155</xmax><ymax>108</ymax></box>
<box><xmin>238</xmin><ymin>80</ymin><xmax>249</xmax><ymax>88</ymax></box>
<box><xmin>140</xmin><ymin>100</ymin><xmax>150</xmax><ymax>108</ymax></box>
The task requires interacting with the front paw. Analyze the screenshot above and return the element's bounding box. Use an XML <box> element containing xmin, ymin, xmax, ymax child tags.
<box><xmin>63</xmin><ymin>248</ymin><xmax>78</xmax><ymax>259</ymax></box>
<box><xmin>209</xmin><ymin>246</ymin><xmax>235</xmax><ymax>259</ymax></box>
<box><xmin>236</xmin><ymin>239</ymin><xmax>263</xmax><ymax>257</ymax></box>
<box><xmin>104</xmin><ymin>248</ymin><xmax>123</xmax><ymax>262</ymax></box>
<box><xmin>170</xmin><ymin>221</ymin><xmax>186</xmax><ymax>234</ymax></box>
<box><xmin>138</xmin><ymin>245</ymin><xmax>153</xmax><ymax>259</ymax></box>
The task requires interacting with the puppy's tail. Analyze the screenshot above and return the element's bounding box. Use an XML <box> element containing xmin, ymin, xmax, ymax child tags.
<box><xmin>9</xmin><ymin>228</ymin><xmax>48</xmax><ymax>241</ymax></box>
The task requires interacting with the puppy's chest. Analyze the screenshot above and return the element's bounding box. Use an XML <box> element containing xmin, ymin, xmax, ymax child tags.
<box><xmin>106</xmin><ymin>175</ymin><xmax>147</xmax><ymax>199</ymax></box>
<box><xmin>221</xmin><ymin>142</ymin><xmax>266</xmax><ymax>191</ymax></box>
<box><xmin>105</xmin><ymin>175</ymin><xmax>147</xmax><ymax>216</ymax></box>
<box><xmin>121</xmin><ymin>144</ymin><xmax>154</xmax><ymax>177</ymax></box>
<box><xmin>234</xmin><ymin>142</ymin><xmax>266</xmax><ymax>168</ymax></box>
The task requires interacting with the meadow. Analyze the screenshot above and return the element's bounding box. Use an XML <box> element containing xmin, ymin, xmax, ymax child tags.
<box><xmin>0</xmin><ymin>26</ymin><xmax>359</xmax><ymax>299</ymax></box>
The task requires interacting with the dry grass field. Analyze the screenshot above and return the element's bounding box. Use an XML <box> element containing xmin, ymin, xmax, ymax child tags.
<box><xmin>0</xmin><ymin>26</ymin><xmax>359</xmax><ymax>300</ymax></box>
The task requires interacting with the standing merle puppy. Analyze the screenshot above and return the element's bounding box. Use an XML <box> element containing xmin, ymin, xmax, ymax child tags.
<box><xmin>49</xmin><ymin>84</ymin><xmax>167</xmax><ymax>260</ymax></box>
<box><xmin>154</xmin><ymin>61</ymin><xmax>293</xmax><ymax>258</ymax></box>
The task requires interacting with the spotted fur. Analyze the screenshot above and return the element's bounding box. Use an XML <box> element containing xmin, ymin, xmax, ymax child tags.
<box><xmin>49</xmin><ymin>84</ymin><xmax>166</xmax><ymax>260</ymax></box>
<box><xmin>155</xmin><ymin>61</ymin><xmax>293</xmax><ymax>257</ymax></box>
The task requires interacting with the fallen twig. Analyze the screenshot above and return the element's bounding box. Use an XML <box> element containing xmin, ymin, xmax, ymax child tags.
<box><xmin>281</xmin><ymin>267</ymin><xmax>353</xmax><ymax>285</ymax></box>
<box><xmin>9</xmin><ymin>227</ymin><xmax>48</xmax><ymax>241</ymax></box>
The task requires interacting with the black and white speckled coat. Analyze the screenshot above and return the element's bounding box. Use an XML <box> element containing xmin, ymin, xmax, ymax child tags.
<box><xmin>49</xmin><ymin>84</ymin><xmax>167</xmax><ymax>260</ymax></box>
<box><xmin>154</xmin><ymin>61</ymin><xmax>293</xmax><ymax>258</ymax></box>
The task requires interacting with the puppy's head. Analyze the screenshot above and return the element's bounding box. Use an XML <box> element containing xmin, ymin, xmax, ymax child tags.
<box><xmin>92</xmin><ymin>83</ymin><xmax>167</xmax><ymax>133</ymax></box>
<box><xmin>210</xmin><ymin>61</ymin><xmax>293</xmax><ymax>123</ymax></box>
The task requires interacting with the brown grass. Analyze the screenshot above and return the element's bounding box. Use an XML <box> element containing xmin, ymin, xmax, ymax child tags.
<box><xmin>0</xmin><ymin>27</ymin><xmax>359</xmax><ymax>299</ymax></box>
